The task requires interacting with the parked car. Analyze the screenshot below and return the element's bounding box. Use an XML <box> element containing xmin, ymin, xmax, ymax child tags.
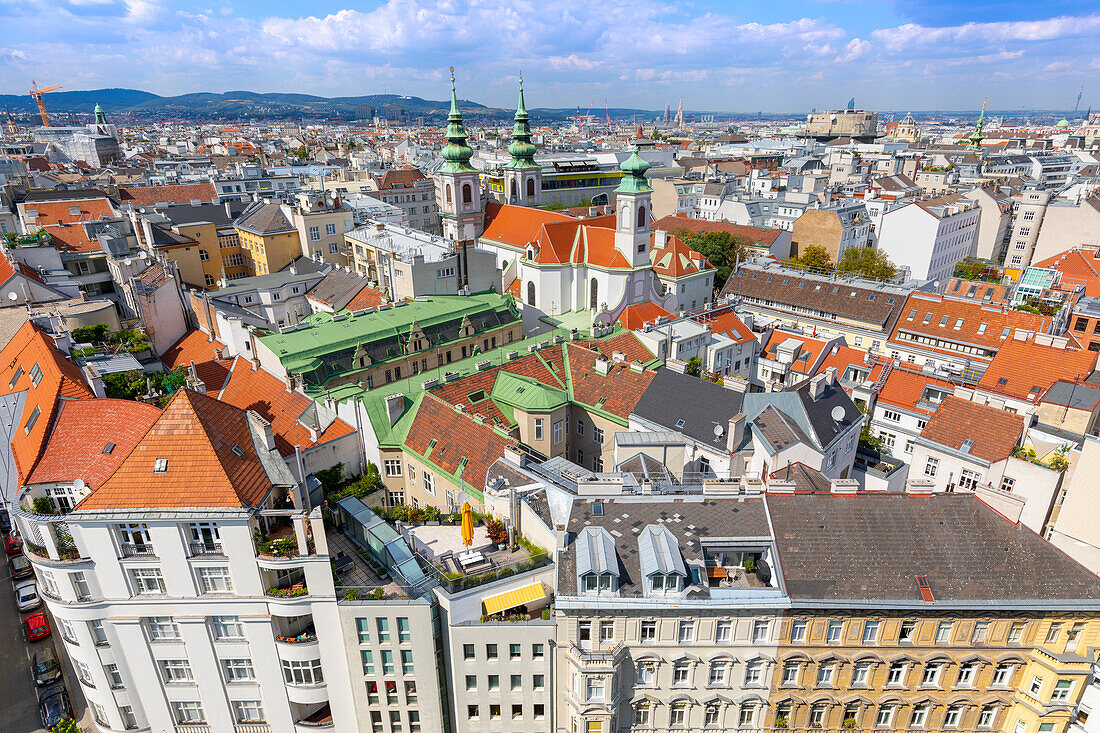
<box><xmin>38</xmin><ymin>686</ymin><xmax>71</xmax><ymax>730</ymax></box>
<box><xmin>32</xmin><ymin>644</ymin><xmax>62</xmax><ymax>686</ymax></box>
<box><xmin>4</xmin><ymin>532</ymin><xmax>22</xmax><ymax>555</ymax></box>
<box><xmin>0</xmin><ymin>507</ymin><xmax>10</xmax><ymax>533</ymax></box>
<box><xmin>8</xmin><ymin>553</ymin><xmax>33</xmax><ymax>579</ymax></box>
<box><xmin>15</xmin><ymin>580</ymin><xmax>40</xmax><ymax>611</ymax></box>
<box><xmin>23</xmin><ymin>612</ymin><xmax>51</xmax><ymax>642</ymax></box>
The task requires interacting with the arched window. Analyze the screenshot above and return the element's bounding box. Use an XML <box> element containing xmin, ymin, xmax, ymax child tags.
<box><xmin>462</xmin><ymin>183</ymin><xmax>472</xmax><ymax>204</ymax></box>
<box><xmin>590</xmin><ymin>278</ymin><xmax>598</xmax><ymax>310</ymax></box>
<box><xmin>621</xmin><ymin>206</ymin><xmax>630</xmax><ymax>228</ymax></box>
<box><xmin>526</xmin><ymin>178</ymin><xmax>535</xmax><ymax>198</ymax></box>
<box><xmin>527</xmin><ymin>281</ymin><xmax>536</xmax><ymax>306</ymax></box>
<box><xmin>637</xmin><ymin>204</ymin><xmax>647</xmax><ymax>228</ymax></box>
<box><xmin>445</xmin><ymin>184</ymin><xmax>452</xmax><ymax>205</ymax></box>
<box><xmin>509</xmin><ymin>180</ymin><xmax>515</xmax><ymax>200</ymax></box>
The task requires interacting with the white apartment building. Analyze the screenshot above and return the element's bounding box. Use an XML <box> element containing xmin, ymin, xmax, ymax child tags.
<box><xmin>876</xmin><ymin>195</ymin><xmax>980</xmax><ymax>281</ymax></box>
<box><xmin>12</xmin><ymin>390</ymin><xmax>357</xmax><ymax>733</ymax></box>
<box><xmin>1006</xmin><ymin>189</ymin><xmax>1052</xmax><ymax>270</ymax></box>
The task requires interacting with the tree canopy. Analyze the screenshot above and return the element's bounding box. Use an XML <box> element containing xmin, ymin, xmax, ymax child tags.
<box><xmin>789</xmin><ymin>245</ymin><xmax>832</xmax><ymax>271</ymax></box>
<box><xmin>836</xmin><ymin>246</ymin><xmax>898</xmax><ymax>280</ymax></box>
<box><xmin>674</xmin><ymin>229</ymin><xmax>751</xmax><ymax>293</ymax></box>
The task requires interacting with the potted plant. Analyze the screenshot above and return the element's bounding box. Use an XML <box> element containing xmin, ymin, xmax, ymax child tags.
<box><xmin>843</xmin><ymin>717</ymin><xmax>857</xmax><ymax>729</ymax></box>
<box><xmin>743</xmin><ymin>558</ymin><xmax>756</xmax><ymax>573</ymax></box>
<box><xmin>486</xmin><ymin>518</ymin><xmax>508</xmax><ymax>549</ymax></box>
<box><xmin>774</xmin><ymin>715</ymin><xmax>789</xmax><ymax>729</ymax></box>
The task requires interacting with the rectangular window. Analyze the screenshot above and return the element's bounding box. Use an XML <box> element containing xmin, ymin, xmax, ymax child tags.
<box><xmin>463</xmin><ymin>643</ymin><xmax>474</xmax><ymax>660</ymax></box>
<box><xmin>862</xmin><ymin>620</ymin><xmax>880</xmax><ymax>644</ymax></box>
<box><xmin>196</xmin><ymin>566</ymin><xmax>233</xmax><ymax>593</ymax></box>
<box><xmin>361</xmin><ymin>650</ymin><xmax>374</xmax><ymax>674</ymax></box>
<box><xmin>827</xmin><ymin>620</ymin><xmax>843</xmax><ymax>643</ymax></box>
<box><xmin>782</xmin><ymin>662</ymin><xmax>800</xmax><ymax>686</ymax></box>
<box><xmin>972</xmin><ymin>621</ymin><xmax>989</xmax><ymax>643</ymax></box>
<box><xmin>533</xmin><ymin>643</ymin><xmax>544</xmax><ymax>659</ymax></box>
<box><xmin>397</xmin><ymin>617</ymin><xmax>410</xmax><ymax>643</ymax></box>
<box><xmin>1029</xmin><ymin>675</ymin><xmax>1044</xmax><ymax>695</ymax></box>
<box><xmin>283</xmin><ymin>659</ymin><xmax>325</xmax><ymax>686</ymax></box>
<box><xmin>678</xmin><ymin>621</ymin><xmax>695</xmax><ymax>643</ymax></box>
<box><xmin>978</xmin><ymin>708</ymin><xmax>996</xmax><ymax>728</ymax></box>
<box><xmin>790</xmin><ymin>620</ymin><xmax>807</xmax><ymax>642</ymax></box>
<box><xmin>130</xmin><ymin>568</ymin><xmax>166</xmax><ymax>595</ymax></box>
<box><xmin>924</xmin><ymin>457</ymin><xmax>939</xmax><ymax>477</ymax></box>
<box><xmin>1045</xmin><ymin>623</ymin><xmax>1062</xmax><ymax>644</ymax></box>
<box><xmin>817</xmin><ymin>662</ymin><xmax>835</xmax><ymax>686</ymax></box>
<box><xmin>533</xmin><ymin>418</ymin><xmax>544</xmax><ymax>441</ymax></box>
<box><xmin>641</xmin><ymin>620</ymin><xmax>656</xmax><ymax>642</ymax></box>
<box><xmin>172</xmin><ymin>702</ymin><xmax>205</xmax><ymax>724</ymax></box>
<box><xmin>377</xmin><ymin>618</ymin><xmax>390</xmax><ymax>642</ymax></box>
<box><xmin>222</xmin><ymin>659</ymin><xmax>255</xmax><ymax>682</ymax></box>
<box><xmin>716</xmin><ymin>620</ymin><xmax>732</xmax><ymax>643</ymax></box>
<box><xmin>383</xmin><ymin>460</ymin><xmax>402</xmax><ymax>477</ymax></box>
<box><xmin>922</xmin><ymin>663</ymin><xmax>943</xmax><ymax>686</ymax></box>
<box><xmin>160</xmin><ymin>659</ymin><xmax>194</xmax><ymax>683</ymax></box>
<box><xmin>422</xmin><ymin>472</ymin><xmax>434</xmax><ymax>495</ymax></box>
<box><xmin>1051</xmin><ymin>680</ymin><xmax>1073</xmax><ymax>702</ymax></box>
<box><xmin>852</xmin><ymin>662</ymin><xmax>870</xmax><ymax>686</ymax></box>
<box><xmin>486</xmin><ymin>643</ymin><xmax>498</xmax><ymax>660</ymax></box>
<box><xmin>381</xmin><ymin>650</ymin><xmax>394</xmax><ymax>674</ymax></box>
<box><xmin>594</xmin><ymin>427</ymin><xmax>605</xmax><ymax>444</ymax></box>
<box><xmin>553</xmin><ymin>420</ymin><xmax>564</xmax><ymax>444</ymax></box>
<box><xmin>233</xmin><ymin>701</ymin><xmax>265</xmax><ymax>724</ymax></box>
<box><xmin>745</xmin><ymin>661</ymin><xmax>763</xmax><ymax>685</ymax></box>
<box><xmin>401</xmin><ymin>649</ymin><xmax>414</xmax><ymax>675</ymax></box>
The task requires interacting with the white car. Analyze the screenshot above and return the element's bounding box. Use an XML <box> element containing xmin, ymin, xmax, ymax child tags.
<box><xmin>15</xmin><ymin>580</ymin><xmax>40</xmax><ymax>612</ymax></box>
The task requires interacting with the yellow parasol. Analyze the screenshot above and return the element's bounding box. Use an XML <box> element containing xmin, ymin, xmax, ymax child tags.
<box><xmin>460</xmin><ymin>502</ymin><xmax>474</xmax><ymax>548</ymax></box>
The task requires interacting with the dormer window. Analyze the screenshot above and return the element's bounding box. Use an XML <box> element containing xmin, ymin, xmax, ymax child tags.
<box><xmin>576</xmin><ymin>527</ymin><xmax>618</xmax><ymax>595</ymax></box>
<box><xmin>639</xmin><ymin>524</ymin><xmax>687</xmax><ymax>596</ymax></box>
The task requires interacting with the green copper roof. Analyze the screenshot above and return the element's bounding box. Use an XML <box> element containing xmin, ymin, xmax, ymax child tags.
<box><xmin>94</xmin><ymin>103</ymin><xmax>107</xmax><ymax>125</ymax></box>
<box><xmin>615</xmin><ymin>146</ymin><xmax>652</xmax><ymax>194</ymax></box>
<box><xmin>441</xmin><ymin>71</ymin><xmax>475</xmax><ymax>173</ymax></box>
<box><xmin>505</xmin><ymin>78</ymin><xmax>538</xmax><ymax>170</ymax></box>
<box><xmin>491</xmin><ymin>370</ymin><xmax>568</xmax><ymax>412</ymax></box>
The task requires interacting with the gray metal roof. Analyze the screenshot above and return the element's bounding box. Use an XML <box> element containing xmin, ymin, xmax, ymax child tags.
<box><xmin>632</xmin><ymin>368</ymin><xmax>745</xmax><ymax>447</ymax></box>
<box><xmin>575</xmin><ymin>526</ymin><xmax>618</xmax><ymax>577</ymax></box>
<box><xmin>638</xmin><ymin>524</ymin><xmax>687</xmax><ymax>578</ymax></box>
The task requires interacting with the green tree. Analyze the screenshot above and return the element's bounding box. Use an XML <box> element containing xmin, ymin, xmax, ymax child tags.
<box><xmin>51</xmin><ymin>719</ymin><xmax>79</xmax><ymax>733</ymax></box>
<box><xmin>859</xmin><ymin>424</ymin><xmax>887</xmax><ymax>453</ymax></box>
<box><xmin>791</xmin><ymin>245</ymin><xmax>832</xmax><ymax>271</ymax></box>
<box><xmin>295</xmin><ymin>145</ymin><xmax>309</xmax><ymax>160</ymax></box>
<box><xmin>675</xmin><ymin>229</ymin><xmax>751</xmax><ymax>293</ymax></box>
<box><xmin>837</xmin><ymin>246</ymin><xmax>898</xmax><ymax>280</ymax></box>
<box><xmin>314</xmin><ymin>462</ymin><xmax>345</xmax><ymax>493</ymax></box>
<box><xmin>685</xmin><ymin>356</ymin><xmax>702</xmax><ymax>377</ymax></box>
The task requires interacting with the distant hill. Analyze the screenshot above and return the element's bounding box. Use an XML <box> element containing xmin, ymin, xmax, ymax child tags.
<box><xmin>0</xmin><ymin>87</ymin><xmax>675</xmax><ymax>122</ymax></box>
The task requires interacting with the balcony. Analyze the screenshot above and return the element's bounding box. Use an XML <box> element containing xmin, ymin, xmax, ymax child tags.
<box><xmin>189</xmin><ymin>541</ymin><xmax>224</xmax><ymax>557</ymax></box>
<box><xmin>274</xmin><ymin>615</ymin><xmax>317</xmax><ymax>646</ymax></box>
<box><xmin>568</xmin><ymin>641</ymin><xmax>626</xmax><ymax>667</ymax></box>
<box><xmin>293</xmin><ymin>703</ymin><xmax>333</xmax><ymax>731</ymax></box>
<box><xmin>120</xmin><ymin>542</ymin><xmax>157</xmax><ymax>558</ymax></box>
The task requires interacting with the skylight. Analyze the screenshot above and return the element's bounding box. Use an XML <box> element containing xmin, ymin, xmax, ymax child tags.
<box><xmin>154</xmin><ymin>459</ymin><xmax>168</xmax><ymax>473</ymax></box>
<box><xmin>675</xmin><ymin>419</ymin><xmax>686</xmax><ymax>429</ymax></box>
<box><xmin>231</xmin><ymin>445</ymin><xmax>245</xmax><ymax>457</ymax></box>
<box><xmin>102</xmin><ymin>443</ymin><xmax>116</xmax><ymax>455</ymax></box>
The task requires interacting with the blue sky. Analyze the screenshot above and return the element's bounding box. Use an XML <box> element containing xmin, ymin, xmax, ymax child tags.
<box><xmin>0</xmin><ymin>0</ymin><xmax>1096</xmax><ymax>112</ymax></box>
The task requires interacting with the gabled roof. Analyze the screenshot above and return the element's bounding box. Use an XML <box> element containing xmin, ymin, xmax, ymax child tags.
<box><xmin>27</xmin><ymin>399</ymin><xmax>161</xmax><ymax>488</ymax></box>
<box><xmin>429</xmin><ymin>351</ymin><xmax>566</xmax><ymax>428</ymax></box>
<box><xmin>79</xmin><ymin>389</ymin><xmax>280</xmax><ymax>510</ymax></box>
<box><xmin>216</xmin><ymin>358</ymin><xmax>355</xmax><ymax>457</ymax></box>
<box><xmin>0</xmin><ymin>322</ymin><xmax>94</xmax><ymax>481</ymax></box>
<box><xmin>633</xmin><ymin>368</ymin><xmax>744</xmax><ymax>448</ymax></box>
<box><xmin>918</xmin><ymin>396</ymin><xmax>1024</xmax><ymax>463</ymax></box>
<box><xmin>619</xmin><ymin>301</ymin><xmax>673</xmax><ymax>330</ymax></box>
<box><xmin>573</xmin><ymin>332</ymin><xmax>655</xmax><ymax>364</ymax></box>
<box><xmin>691</xmin><ymin>309</ymin><xmax>756</xmax><ymax>344</ymax></box>
<box><xmin>650</xmin><ymin>233</ymin><xmax>712</xmax><ymax>277</ymax></box>
<box><xmin>118</xmin><ymin>183</ymin><xmax>218</xmax><ymax>207</ymax></box>
<box><xmin>376</xmin><ymin>167</ymin><xmax>427</xmax><ymax>190</ymax></box>
<box><xmin>234</xmin><ymin>201</ymin><xmax>295</xmax><ymax>236</ymax></box>
<box><xmin>875</xmin><ymin>364</ymin><xmax>957</xmax><ymax>416</ymax></box>
<box><xmin>566</xmin><ymin>343</ymin><xmax>655</xmax><ymax>420</ymax></box>
<box><xmin>1034</xmin><ymin>248</ymin><xmax>1100</xmax><ymax>298</ymax></box>
<box><xmin>891</xmin><ymin>292</ymin><xmax>1050</xmax><ymax>362</ymax></box>
<box><xmin>653</xmin><ymin>214</ymin><xmax>784</xmax><ymax>250</ymax></box>
<box><xmin>160</xmin><ymin>329</ymin><xmax>232</xmax><ymax>395</ymax></box>
<box><xmin>978</xmin><ymin>338</ymin><xmax>1098</xmax><ymax>402</ymax></box>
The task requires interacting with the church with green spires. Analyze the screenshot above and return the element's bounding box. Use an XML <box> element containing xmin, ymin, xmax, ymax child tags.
<box><xmin>502</xmin><ymin>76</ymin><xmax>542</xmax><ymax>206</ymax></box>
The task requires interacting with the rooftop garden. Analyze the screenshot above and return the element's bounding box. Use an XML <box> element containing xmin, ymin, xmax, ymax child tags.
<box><xmin>71</xmin><ymin>323</ymin><xmax>152</xmax><ymax>358</ymax></box>
<box><xmin>953</xmin><ymin>259</ymin><xmax>1001</xmax><ymax>283</ymax></box>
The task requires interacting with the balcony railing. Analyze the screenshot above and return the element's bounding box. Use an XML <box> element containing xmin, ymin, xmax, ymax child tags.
<box><xmin>275</xmin><ymin>624</ymin><xmax>317</xmax><ymax>644</ymax></box>
<box><xmin>189</xmin><ymin>541</ymin><xmax>224</xmax><ymax>556</ymax></box>
<box><xmin>120</xmin><ymin>542</ymin><xmax>156</xmax><ymax>558</ymax></box>
<box><xmin>266</xmin><ymin>583</ymin><xmax>309</xmax><ymax>599</ymax></box>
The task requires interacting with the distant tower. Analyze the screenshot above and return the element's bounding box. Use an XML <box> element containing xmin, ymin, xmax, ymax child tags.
<box><xmin>614</xmin><ymin>147</ymin><xmax>653</xmax><ymax>267</ymax></box>
<box><xmin>664</xmin><ymin>103</ymin><xmax>671</xmax><ymax>124</ymax></box>
<box><xmin>674</xmin><ymin>99</ymin><xmax>683</xmax><ymax>128</ymax></box>
<box><xmin>94</xmin><ymin>103</ymin><xmax>108</xmax><ymax>126</ymax></box>
<box><xmin>502</xmin><ymin>74</ymin><xmax>541</xmax><ymax>207</ymax></box>
<box><xmin>895</xmin><ymin>112</ymin><xmax>920</xmax><ymax>143</ymax></box>
<box><xmin>967</xmin><ymin>99</ymin><xmax>988</xmax><ymax>151</ymax></box>
<box><xmin>847</xmin><ymin>97</ymin><xmax>856</xmax><ymax>111</ymax></box>
<box><xmin>436</xmin><ymin>68</ymin><xmax>484</xmax><ymax>241</ymax></box>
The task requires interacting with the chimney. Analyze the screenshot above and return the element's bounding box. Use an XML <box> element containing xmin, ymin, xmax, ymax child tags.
<box><xmin>594</xmin><ymin>356</ymin><xmax>611</xmax><ymax>375</ymax></box>
<box><xmin>830</xmin><ymin>478</ymin><xmax>859</xmax><ymax>494</ymax></box>
<box><xmin>905</xmin><ymin>477</ymin><xmax>937</xmax><ymax>494</ymax></box>
<box><xmin>808</xmin><ymin>373</ymin><xmax>828</xmax><ymax>400</ymax></box>
<box><xmin>185</xmin><ymin>361</ymin><xmax>207</xmax><ymax>395</ymax></box>
<box><xmin>250</xmin><ymin>356</ymin><xmax>260</xmax><ymax>371</ymax></box>
<box><xmin>654</xmin><ymin>229</ymin><xmax>668</xmax><ymax>249</ymax></box>
<box><xmin>385</xmin><ymin>393</ymin><xmax>405</xmax><ymax>427</ymax></box>
<box><xmin>727</xmin><ymin>412</ymin><xmax>746</xmax><ymax>453</ymax></box>
<box><xmin>824</xmin><ymin>366</ymin><xmax>838</xmax><ymax>385</ymax></box>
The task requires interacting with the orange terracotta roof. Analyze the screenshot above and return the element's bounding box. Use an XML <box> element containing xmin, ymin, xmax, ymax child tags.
<box><xmin>217</xmin><ymin>358</ymin><xmax>355</xmax><ymax>457</ymax></box>
<box><xmin>481</xmin><ymin>201</ymin><xmax>575</xmax><ymax>249</ymax></box>
<box><xmin>430</xmin><ymin>352</ymin><xmax>566</xmax><ymax>426</ymax></box>
<box><xmin>890</xmin><ymin>293</ymin><xmax>1050</xmax><ymax>363</ymax></box>
<box><xmin>977</xmin><ymin>338</ymin><xmax>1098</xmax><ymax>402</ymax></box>
<box><xmin>575</xmin><ymin>332</ymin><xmax>655</xmax><ymax>365</ymax></box>
<box><xmin>566</xmin><ymin>343</ymin><xmax>654</xmax><ymax>419</ymax></box>
<box><xmin>814</xmin><ymin>343</ymin><xmax>873</xmax><ymax>378</ymax></box>
<box><xmin>619</xmin><ymin>301</ymin><xmax>673</xmax><ymax>330</ymax></box>
<box><xmin>761</xmin><ymin>331</ymin><xmax>834</xmax><ymax>376</ymax></box>
<box><xmin>876</xmin><ymin>364</ymin><xmax>958</xmax><ymax>416</ymax></box>
<box><xmin>0</xmin><ymin>322</ymin><xmax>95</xmax><ymax>481</ymax></box>
<box><xmin>118</xmin><ymin>183</ymin><xmax>217</xmax><ymax>207</ymax></box>
<box><xmin>345</xmin><ymin>285</ymin><xmax>386</xmax><ymax>312</ymax></box>
<box><xmin>1034</xmin><ymin>248</ymin><xmax>1100</xmax><ymax>298</ymax></box>
<box><xmin>690</xmin><ymin>307</ymin><xmax>757</xmax><ymax>344</ymax></box>
<box><xmin>40</xmin><ymin>223</ymin><xmax>102</xmax><ymax>253</ymax></box>
<box><xmin>26</xmin><ymin>198</ymin><xmax>115</xmax><ymax>226</ymax></box>
<box><xmin>28</xmin><ymin>399</ymin><xmax>161</xmax><ymax>488</ymax></box>
<box><xmin>404</xmin><ymin>393</ymin><xmax>517</xmax><ymax>491</ymax></box>
<box><xmin>653</xmin><ymin>214</ymin><xmax>783</xmax><ymax>249</ymax></box>
<box><xmin>919</xmin><ymin>395</ymin><xmax>1024</xmax><ymax>463</ymax></box>
<box><xmin>79</xmin><ymin>389</ymin><xmax>276</xmax><ymax>510</ymax></box>
<box><xmin>650</xmin><ymin>233</ymin><xmax>712</xmax><ymax>277</ymax></box>
<box><xmin>161</xmin><ymin>329</ymin><xmax>232</xmax><ymax>395</ymax></box>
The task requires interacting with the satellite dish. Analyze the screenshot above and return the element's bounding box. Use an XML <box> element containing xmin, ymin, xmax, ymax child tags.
<box><xmin>831</xmin><ymin>406</ymin><xmax>846</xmax><ymax>422</ymax></box>
<box><xmin>73</xmin><ymin>479</ymin><xmax>86</xmax><ymax>491</ymax></box>
<box><xmin>139</xmin><ymin>251</ymin><xmax>148</xmax><ymax>259</ymax></box>
<box><xmin>124</xmin><ymin>258</ymin><xmax>132</xmax><ymax>266</ymax></box>
<box><xmin>6</xmin><ymin>292</ymin><xmax>17</xmax><ymax>301</ymax></box>
<box><xmin>713</xmin><ymin>424</ymin><xmax>724</xmax><ymax>437</ymax></box>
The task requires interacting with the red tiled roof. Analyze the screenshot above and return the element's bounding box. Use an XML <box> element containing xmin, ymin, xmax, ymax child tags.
<box><xmin>40</xmin><ymin>223</ymin><xmax>101</xmax><ymax>253</ymax></box>
<box><xmin>813</xmin><ymin>343</ymin><xmax>871</xmax><ymax>379</ymax></box>
<box><xmin>0</xmin><ymin>322</ymin><xmax>95</xmax><ymax>481</ymax></box>
<box><xmin>653</xmin><ymin>214</ymin><xmax>783</xmax><ymax>249</ymax></box>
<box><xmin>28</xmin><ymin>399</ymin><xmax>161</xmax><ymax>488</ymax></box>
<box><xmin>481</xmin><ymin>201</ymin><xmax>576</xmax><ymax>250</ymax></box>
<box><xmin>618</xmin><ymin>301</ymin><xmax>672</xmax><ymax>330</ymax></box>
<box><xmin>575</xmin><ymin>332</ymin><xmax>655</xmax><ymax>365</ymax></box>
<box><xmin>890</xmin><ymin>293</ymin><xmax>1050</xmax><ymax>363</ymax></box>
<box><xmin>761</xmin><ymin>331</ymin><xmax>834</xmax><ymax>376</ymax></box>
<box><xmin>430</xmin><ymin>352</ymin><xmax>565</xmax><ymax>426</ymax></box>
<box><xmin>1034</xmin><ymin>248</ymin><xmax>1100</xmax><ymax>298</ymax></box>
<box><xmin>977</xmin><ymin>338</ymin><xmax>1098</xmax><ymax>402</ymax></box>
<box><xmin>345</xmin><ymin>286</ymin><xmax>386</xmax><ymax>312</ymax></box>
<box><xmin>25</xmin><ymin>198</ymin><xmax>115</xmax><ymax>226</ymax></box>
<box><xmin>376</xmin><ymin>168</ymin><xmax>427</xmax><ymax>190</ymax></box>
<box><xmin>919</xmin><ymin>395</ymin><xmax>1024</xmax><ymax>463</ymax></box>
<box><xmin>161</xmin><ymin>329</ymin><xmax>232</xmax><ymax>395</ymax></box>
<box><xmin>404</xmin><ymin>393</ymin><xmax>517</xmax><ymax>491</ymax></box>
<box><xmin>876</xmin><ymin>364</ymin><xmax>958</xmax><ymax>416</ymax></box>
<box><xmin>118</xmin><ymin>183</ymin><xmax>217</xmax><ymax>207</ymax></box>
<box><xmin>217</xmin><ymin>358</ymin><xmax>355</xmax><ymax>457</ymax></box>
<box><xmin>566</xmin><ymin>343</ymin><xmax>654</xmax><ymax>419</ymax></box>
<box><xmin>650</xmin><ymin>233</ymin><xmax>712</xmax><ymax>277</ymax></box>
<box><xmin>691</xmin><ymin>307</ymin><xmax>756</xmax><ymax>344</ymax></box>
<box><xmin>80</xmin><ymin>389</ymin><xmax>275</xmax><ymax>510</ymax></box>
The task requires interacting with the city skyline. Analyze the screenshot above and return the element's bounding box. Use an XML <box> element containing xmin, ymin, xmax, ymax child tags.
<box><xmin>0</xmin><ymin>0</ymin><xmax>1097</xmax><ymax>113</ymax></box>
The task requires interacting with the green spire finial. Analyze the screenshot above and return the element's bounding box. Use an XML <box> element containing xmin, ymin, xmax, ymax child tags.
<box><xmin>968</xmin><ymin>98</ymin><xmax>987</xmax><ymax>150</ymax></box>
<box><xmin>441</xmin><ymin>66</ymin><xmax>475</xmax><ymax>173</ymax></box>
<box><xmin>506</xmin><ymin>72</ymin><xmax>537</xmax><ymax>170</ymax></box>
<box><xmin>616</xmin><ymin>145</ymin><xmax>652</xmax><ymax>194</ymax></box>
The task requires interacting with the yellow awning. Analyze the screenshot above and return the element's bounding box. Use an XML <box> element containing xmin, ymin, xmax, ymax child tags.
<box><xmin>483</xmin><ymin>581</ymin><xmax>546</xmax><ymax>616</ymax></box>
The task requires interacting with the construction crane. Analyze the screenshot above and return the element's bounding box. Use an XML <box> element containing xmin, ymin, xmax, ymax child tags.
<box><xmin>28</xmin><ymin>81</ymin><xmax>62</xmax><ymax>126</ymax></box>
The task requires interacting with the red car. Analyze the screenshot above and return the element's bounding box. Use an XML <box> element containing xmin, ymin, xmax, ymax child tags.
<box><xmin>23</xmin><ymin>612</ymin><xmax>50</xmax><ymax>642</ymax></box>
<box><xmin>4</xmin><ymin>533</ymin><xmax>22</xmax><ymax>555</ymax></box>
